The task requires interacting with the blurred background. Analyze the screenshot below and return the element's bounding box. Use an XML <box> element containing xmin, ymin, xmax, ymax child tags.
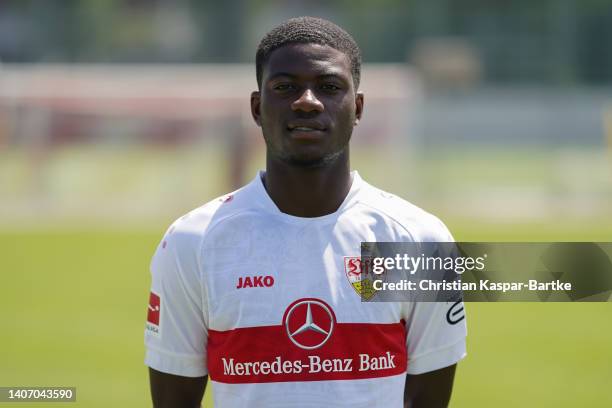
<box><xmin>0</xmin><ymin>1</ymin><xmax>611</xmax><ymax>407</ymax></box>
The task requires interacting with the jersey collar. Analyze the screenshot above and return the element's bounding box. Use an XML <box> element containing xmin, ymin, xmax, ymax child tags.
<box><xmin>251</xmin><ymin>170</ymin><xmax>363</xmax><ymax>225</ymax></box>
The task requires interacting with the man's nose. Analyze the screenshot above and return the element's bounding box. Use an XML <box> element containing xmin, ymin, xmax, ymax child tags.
<box><xmin>291</xmin><ymin>89</ymin><xmax>324</xmax><ymax>113</ymax></box>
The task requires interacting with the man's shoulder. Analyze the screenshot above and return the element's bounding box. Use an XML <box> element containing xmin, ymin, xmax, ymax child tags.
<box><xmin>162</xmin><ymin>182</ymin><xmax>258</xmax><ymax>246</ymax></box>
<box><xmin>356</xmin><ymin>181</ymin><xmax>453</xmax><ymax>242</ymax></box>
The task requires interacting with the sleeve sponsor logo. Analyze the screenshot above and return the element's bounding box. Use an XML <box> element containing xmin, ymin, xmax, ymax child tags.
<box><xmin>146</xmin><ymin>291</ymin><xmax>161</xmax><ymax>336</ymax></box>
<box><xmin>446</xmin><ymin>300</ymin><xmax>465</xmax><ymax>325</ymax></box>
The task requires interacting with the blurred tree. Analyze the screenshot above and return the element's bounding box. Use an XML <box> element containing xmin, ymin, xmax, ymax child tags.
<box><xmin>188</xmin><ymin>0</ymin><xmax>246</xmax><ymax>62</ymax></box>
<box><xmin>0</xmin><ymin>0</ymin><xmax>609</xmax><ymax>83</ymax></box>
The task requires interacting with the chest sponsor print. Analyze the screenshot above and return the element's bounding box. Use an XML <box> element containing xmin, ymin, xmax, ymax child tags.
<box><xmin>207</xmin><ymin>297</ymin><xmax>407</xmax><ymax>383</ymax></box>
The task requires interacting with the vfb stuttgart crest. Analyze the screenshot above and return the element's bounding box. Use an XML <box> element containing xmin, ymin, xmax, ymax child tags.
<box><xmin>344</xmin><ymin>256</ymin><xmax>379</xmax><ymax>300</ymax></box>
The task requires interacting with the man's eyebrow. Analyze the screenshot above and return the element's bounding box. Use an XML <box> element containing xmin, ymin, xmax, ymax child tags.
<box><xmin>267</xmin><ymin>72</ymin><xmax>297</xmax><ymax>81</ymax></box>
<box><xmin>267</xmin><ymin>72</ymin><xmax>348</xmax><ymax>82</ymax></box>
<box><xmin>317</xmin><ymin>74</ymin><xmax>348</xmax><ymax>82</ymax></box>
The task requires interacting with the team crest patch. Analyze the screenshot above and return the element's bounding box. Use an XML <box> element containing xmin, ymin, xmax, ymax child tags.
<box><xmin>344</xmin><ymin>256</ymin><xmax>378</xmax><ymax>300</ymax></box>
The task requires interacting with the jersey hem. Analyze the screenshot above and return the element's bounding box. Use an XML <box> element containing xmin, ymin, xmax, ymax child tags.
<box><xmin>145</xmin><ymin>349</ymin><xmax>208</xmax><ymax>378</ymax></box>
<box><xmin>406</xmin><ymin>339</ymin><xmax>466</xmax><ymax>375</ymax></box>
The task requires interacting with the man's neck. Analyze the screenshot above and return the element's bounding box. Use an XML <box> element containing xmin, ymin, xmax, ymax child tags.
<box><xmin>263</xmin><ymin>151</ymin><xmax>352</xmax><ymax>218</ymax></box>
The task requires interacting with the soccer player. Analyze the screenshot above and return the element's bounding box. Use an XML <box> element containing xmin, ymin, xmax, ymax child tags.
<box><xmin>145</xmin><ymin>17</ymin><xmax>466</xmax><ymax>408</ymax></box>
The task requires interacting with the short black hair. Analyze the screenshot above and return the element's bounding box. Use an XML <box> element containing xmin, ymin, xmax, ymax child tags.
<box><xmin>256</xmin><ymin>16</ymin><xmax>362</xmax><ymax>90</ymax></box>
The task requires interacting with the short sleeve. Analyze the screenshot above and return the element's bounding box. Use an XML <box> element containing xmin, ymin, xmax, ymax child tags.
<box><xmin>403</xmin><ymin>216</ymin><xmax>466</xmax><ymax>375</ymax></box>
<box><xmin>403</xmin><ymin>300</ymin><xmax>467</xmax><ymax>375</ymax></box>
<box><xmin>144</xmin><ymin>225</ymin><xmax>209</xmax><ymax>377</ymax></box>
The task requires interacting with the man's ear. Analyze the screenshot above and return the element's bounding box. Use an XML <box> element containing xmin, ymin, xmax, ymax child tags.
<box><xmin>354</xmin><ymin>92</ymin><xmax>364</xmax><ymax>126</ymax></box>
<box><xmin>251</xmin><ymin>91</ymin><xmax>262</xmax><ymax>127</ymax></box>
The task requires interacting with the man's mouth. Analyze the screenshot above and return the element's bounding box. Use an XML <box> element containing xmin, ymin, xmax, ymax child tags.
<box><xmin>287</xmin><ymin>121</ymin><xmax>326</xmax><ymax>132</ymax></box>
<box><xmin>290</xmin><ymin>126</ymin><xmax>321</xmax><ymax>132</ymax></box>
<box><xmin>287</xmin><ymin>124</ymin><xmax>327</xmax><ymax>141</ymax></box>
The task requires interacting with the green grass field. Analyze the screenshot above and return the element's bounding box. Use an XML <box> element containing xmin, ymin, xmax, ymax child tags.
<box><xmin>1</xmin><ymin>222</ymin><xmax>611</xmax><ymax>407</ymax></box>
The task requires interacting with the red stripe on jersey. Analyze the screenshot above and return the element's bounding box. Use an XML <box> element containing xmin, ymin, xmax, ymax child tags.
<box><xmin>207</xmin><ymin>322</ymin><xmax>407</xmax><ymax>383</ymax></box>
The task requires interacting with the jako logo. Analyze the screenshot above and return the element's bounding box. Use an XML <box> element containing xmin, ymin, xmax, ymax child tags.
<box><xmin>236</xmin><ymin>275</ymin><xmax>275</xmax><ymax>289</ymax></box>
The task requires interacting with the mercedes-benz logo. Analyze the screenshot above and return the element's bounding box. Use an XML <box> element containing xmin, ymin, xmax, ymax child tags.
<box><xmin>283</xmin><ymin>298</ymin><xmax>336</xmax><ymax>350</ymax></box>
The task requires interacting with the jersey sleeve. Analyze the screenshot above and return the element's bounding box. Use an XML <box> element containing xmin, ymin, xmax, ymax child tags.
<box><xmin>403</xmin><ymin>300</ymin><xmax>467</xmax><ymax>375</ymax></box>
<box><xmin>144</xmin><ymin>224</ymin><xmax>209</xmax><ymax>377</ymax></box>
<box><xmin>403</xmin><ymin>214</ymin><xmax>467</xmax><ymax>375</ymax></box>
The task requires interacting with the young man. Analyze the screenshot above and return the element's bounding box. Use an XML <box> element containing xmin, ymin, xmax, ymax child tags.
<box><xmin>145</xmin><ymin>17</ymin><xmax>466</xmax><ymax>408</ymax></box>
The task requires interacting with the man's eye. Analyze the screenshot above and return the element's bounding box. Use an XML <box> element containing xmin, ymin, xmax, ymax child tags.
<box><xmin>321</xmin><ymin>84</ymin><xmax>341</xmax><ymax>91</ymax></box>
<box><xmin>273</xmin><ymin>84</ymin><xmax>295</xmax><ymax>91</ymax></box>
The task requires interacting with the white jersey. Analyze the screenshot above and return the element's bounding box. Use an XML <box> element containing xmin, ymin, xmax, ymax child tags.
<box><xmin>145</xmin><ymin>171</ymin><xmax>467</xmax><ymax>408</ymax></box>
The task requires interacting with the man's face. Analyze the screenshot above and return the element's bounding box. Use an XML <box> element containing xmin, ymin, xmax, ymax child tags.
<box><xmin>251</xmin><ymin>43</ymin><xmax>364</xmax><ymax>167</ymax></box>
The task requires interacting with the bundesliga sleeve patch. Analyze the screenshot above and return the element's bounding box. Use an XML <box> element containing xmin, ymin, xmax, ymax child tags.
<box><xmin>146</xmin><ymin>291</ymin><xmax>161</xmax><ymax>336</ymax></box>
